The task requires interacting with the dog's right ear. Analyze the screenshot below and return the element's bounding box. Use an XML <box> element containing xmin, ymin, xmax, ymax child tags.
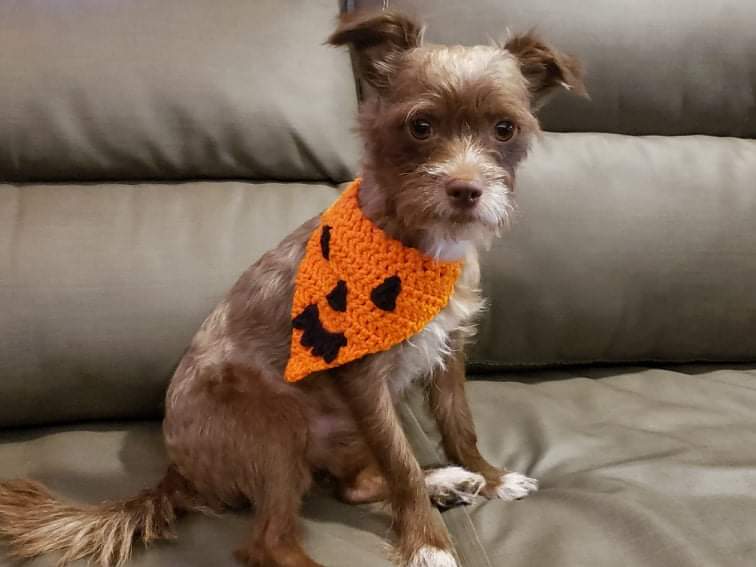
<box><xmin>328</xmin><ymin>10</ymin><xmax>423</xmax><ymax>92</ymax></box>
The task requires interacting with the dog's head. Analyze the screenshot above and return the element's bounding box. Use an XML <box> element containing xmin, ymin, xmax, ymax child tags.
<box><xmin>329</xmin><ymin>11</ymin><xmax>586</xmax><ymax>252</ymax></box>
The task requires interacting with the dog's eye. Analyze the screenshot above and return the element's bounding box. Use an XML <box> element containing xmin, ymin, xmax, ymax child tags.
<box><xmin>409</xmin><ymin>118</ymin><xmax>433</xmax><ymax>140</ymax></box>
<box><xmin>494</xmin><ymin>120</ymin><xmax>516</xmax><ymax>142</ymax></box>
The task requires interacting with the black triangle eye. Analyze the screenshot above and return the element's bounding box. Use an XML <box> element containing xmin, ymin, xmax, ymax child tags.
<box><xmin>320</xmin><ymin>225</ymin><xmax>332</xmax><ymax>260</ymax></box>
<box><xmin>326</xmin><ymin>280</ymin><xmax>347</xmax><ymax>312</ymax></box>
<box><xmin>370</xmin><ymin>275</ymin><xmax>402</xmax><ymax>311</ymax></box>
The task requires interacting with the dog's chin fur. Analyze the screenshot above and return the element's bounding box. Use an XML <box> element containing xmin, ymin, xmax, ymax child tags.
<box><xmin>414</xmin><ymin>217</ymin><xmax>504</xmax><ymax>261</ymax></box>
<box><xmin>414</xmin><ymin>179</ymin><xmax>517</xmax><ymax>257</ymax></box>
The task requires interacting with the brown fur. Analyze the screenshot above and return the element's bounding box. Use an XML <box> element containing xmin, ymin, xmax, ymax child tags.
<box><xmin>504</xmin><ymin>32</ymin><xmax>588</xmax><ymax>108</ymax></box>
<box><xmin>0</xmin><ymin>467</ymin><xmax>203</xmax><ymax>567</ymax></box>
<box><xmin>328</xmin><ymin>9</ymin><xmax>423</xmax><ymax>93</ymax></box>
<box><xmin>428</xmin><ymin>333</ymin><xmax>506</xmax><ymax>497</ymax></box>
<box><xmin>0</xmin><ymin>10</ymin><xmax>585</xmax><ymax>567</ymax></box>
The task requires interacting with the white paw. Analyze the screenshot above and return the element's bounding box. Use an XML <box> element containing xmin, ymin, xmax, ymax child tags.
<box><xmin>407</xmin><ymin>546</ymin><xmax>458</xmax><ymax>567</ymax></box>
<box><xmin>493</xmin><ymin>472</ymin><xmax>539</xmax><ymax>501</ymax></box>
<box><xmin>425</xmin><ymin>466</ymin><xmax>485</xmax><ymax>507</ymax></box>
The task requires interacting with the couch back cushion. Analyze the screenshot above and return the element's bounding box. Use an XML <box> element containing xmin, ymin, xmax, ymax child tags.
<box><xmin>352</xmin><ymin>0</ymin><xmax>756</xmax><ymax>137</ymax></box>
<box><xmin>0</xmin><ymin>181</ymin><xmax>340</xmax><ymax>427</ymax></box>
<box><xmin>3</xmin><ymin>0</ymin><xmax>756</xmax><ymax>429</ymax></box>
<box><xmin>0</xmin><ymin>0</ymin><xmax>358</xmax><ymax>183</ymax></box>
<box><xmin>471</xmin><ymin>133</ymin><xmax>756</xmax><ymax>368</ymax></box>
<box><xmin>347</xmin><ymin>1</ymin><xmax>756</xmax><ymax>367</ymax></box>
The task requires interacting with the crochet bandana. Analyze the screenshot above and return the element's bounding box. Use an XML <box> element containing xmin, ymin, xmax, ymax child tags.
<box><xmin>284</xmin><ymin>178</ymin><xmax>463</xmax><ymax>382</ymax></box>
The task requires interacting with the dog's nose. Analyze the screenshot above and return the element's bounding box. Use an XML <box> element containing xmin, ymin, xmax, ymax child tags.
<box><xmin>446</xmin><ymin>180</ymin><xmax>483</xmax><ymax>208</ymax></box>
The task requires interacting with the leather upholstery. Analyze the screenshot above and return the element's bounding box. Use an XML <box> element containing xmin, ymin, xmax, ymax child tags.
<box><xmin>473</xmin><ymin>133</ymin><xmax>756</xmax><ymax>367</ymax></box>
<box><xmin>0</xmin><ymin>181</ymin><xmax>339</xmax><ymax>427</ymax></box>
<box><xmin>0</xmin><ymin>423</ymin><xmax>394</xmax><ymax>566</ymax></box>
<box><xmin>405</xmin><ymin>365</ymin><xmax>756</xmax><ymax>567</ymax></box>
<box><xmin>0</xmin><ymin>0</ymin><xmax>359</xmax><ymax>182</ymax></box>
<box><xmin>353</xmin><ymin>0</ymin><xmax>756</xmax><ymax>137</ymax></box>
<box><xmin>5</xmin><ymin>133</ymin><xmax>755</xmax><ymax>428</ymax></box>
<box><xmin>2</xmin><ymin>0</ymin><xmax>756</xmax><ymax>566</ymax></box>
<box><xmin>2</xmin><ymin>365</ymin><xmax>756</xmax><ymax>566</ymax></box>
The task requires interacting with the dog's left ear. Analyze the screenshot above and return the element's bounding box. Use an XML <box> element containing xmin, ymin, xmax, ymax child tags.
<box><xmin>328</xmin><ymin>10</ymin><xmax>423</xmax><ymax>92</ymax></box>
<box><xmin>504</xmin><ymin>33</ymin><xmax>587</xmax><ymax>109</ymax></box>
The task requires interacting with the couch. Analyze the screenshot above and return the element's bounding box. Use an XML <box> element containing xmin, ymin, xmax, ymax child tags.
<box><xmin>2</xmin><ymin>0</ymin><xmax>755</xmax><ymax>565</ymax></box>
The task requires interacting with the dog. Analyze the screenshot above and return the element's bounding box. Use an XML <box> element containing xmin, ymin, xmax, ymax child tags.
<box><xmin>0</xmin><ymin>10</ymin><xmax>585</xmax><ymax>567</ymax></box>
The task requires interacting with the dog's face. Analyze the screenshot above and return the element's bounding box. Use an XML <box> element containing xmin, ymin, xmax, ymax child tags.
<box><xmin>362</xmin><ymin>44</ymin><xmax>537</xmax><ymax>238</ymax></box>
<box><xmin>330</xmin><ymin>12</ymin><xmax>586</xmax><ymax>246</ymax></box>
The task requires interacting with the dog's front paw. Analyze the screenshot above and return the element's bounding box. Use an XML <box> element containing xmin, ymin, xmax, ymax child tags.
<box><xmin>406</xmin><ymin>546</ymin><xmax>458</xmax><ymax>567</ymax></box>
<box><xmin>425</xmin><ymin>466</ymin><xmax>485</xmax><ymax>508</ymax></box>
<box><xmin>490</xmin><ymin>472</ymin><xmax>538</xmax><ymax>501</ymax></box>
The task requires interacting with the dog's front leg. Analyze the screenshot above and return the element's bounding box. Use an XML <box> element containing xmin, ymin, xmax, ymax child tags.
<box><xmin>335</xmin><ymin>361</ymin><xmax>458</xmax><ymax>567</ymax></box>
<box><xmin>428</xmin><ymin>334</ymin><xmax>538</xmax><ymax>501</ymax></box>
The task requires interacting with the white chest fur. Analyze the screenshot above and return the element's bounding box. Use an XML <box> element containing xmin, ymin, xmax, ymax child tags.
<box><xmin>389</xmin><ymin>248</ymin><xmax>485</xmax><ymax>398</ymax></box>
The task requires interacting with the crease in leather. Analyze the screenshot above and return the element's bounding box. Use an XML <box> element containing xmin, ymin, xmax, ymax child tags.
<box><xmin>399</xmin><ymin>396</ymin><xmax>493</xmax><ymax>567</ymax></box>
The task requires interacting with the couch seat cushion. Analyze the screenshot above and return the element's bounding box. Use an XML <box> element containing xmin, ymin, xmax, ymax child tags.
<box><xmin>408</xmin><ymin>365</ymin><xmax>756</xmax><ymax>567</ymax></box>
<box><xmin>0</xmin><ymin>423</ymin><xmax>393</xmax><ymax>567</ymax></box>
<box><xmin>3</xmin><ymin>365</ymin><xmax>755</xmax><ymax>566</ymax></box>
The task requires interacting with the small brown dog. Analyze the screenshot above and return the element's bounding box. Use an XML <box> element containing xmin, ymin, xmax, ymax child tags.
<box><xmin>0</xmin><ymin>10</ymin><xmax>585</xmax><ymax>567</ymax></box>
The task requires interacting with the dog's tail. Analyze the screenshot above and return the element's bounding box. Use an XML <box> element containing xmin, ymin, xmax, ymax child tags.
<box><xmin>0</xmin><ymin>466</ymin><xmax>204</xmax><ymax>567</ymax></box>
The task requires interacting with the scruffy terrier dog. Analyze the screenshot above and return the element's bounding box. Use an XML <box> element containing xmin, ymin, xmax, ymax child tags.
<box><xmin>0</xmin><ymin>10</ymin><xmax>584</xmax><ymax>567</ymax></box>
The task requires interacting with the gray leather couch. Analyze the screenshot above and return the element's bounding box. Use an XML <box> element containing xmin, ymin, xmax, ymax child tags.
<box><xmin>2</xmin><ymin>1</ymin><xmax>755</xmax><ymax>566</ymax></box>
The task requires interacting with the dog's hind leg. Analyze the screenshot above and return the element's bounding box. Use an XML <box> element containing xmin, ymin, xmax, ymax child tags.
<box><xmin>233</xmin><ymin>416</ymin><xmax>322</xmax><ymax>567</ymax></box>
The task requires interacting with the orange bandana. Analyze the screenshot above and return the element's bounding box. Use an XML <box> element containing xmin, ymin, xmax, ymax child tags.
<box><xmin>284</xmin><ymin>179</ymin><xmax>463</xmax><ymax>382</ymax></box>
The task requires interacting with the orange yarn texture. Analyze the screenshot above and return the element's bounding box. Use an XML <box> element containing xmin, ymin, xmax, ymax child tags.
<box><xmin>284</xmin><ymin>179</ymin><xmax>463</xmax><ymax>382</ymax></box>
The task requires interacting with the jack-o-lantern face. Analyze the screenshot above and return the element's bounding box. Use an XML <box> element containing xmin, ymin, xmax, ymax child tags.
<box><xmin>284</xmin><ymin>180</ymin><xmax>462</xmax><ymax>382</ymax></box>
